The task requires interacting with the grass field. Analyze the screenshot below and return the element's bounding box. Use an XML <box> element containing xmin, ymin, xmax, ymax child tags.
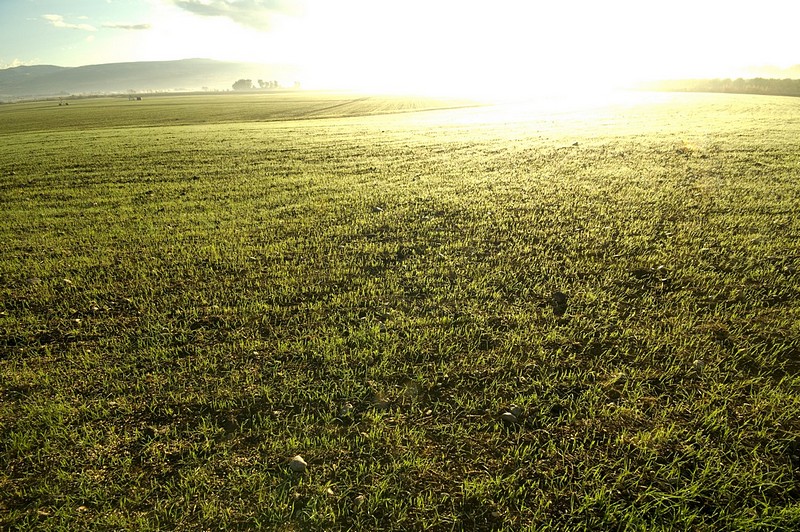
<box><xmin>1</xmin><ymin>90</ymin><xmax>799</xmax><ymax>530</ymax></box>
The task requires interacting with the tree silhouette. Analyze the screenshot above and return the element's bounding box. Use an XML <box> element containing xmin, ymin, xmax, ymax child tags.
<box><xmin>232</xmin><ymin>79</ymin><xmax>254</xmax><ymax>91</ymax></box>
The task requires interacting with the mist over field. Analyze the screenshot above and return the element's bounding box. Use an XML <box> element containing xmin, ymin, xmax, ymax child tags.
<box><xmin>0</xmin><ymin>59</ymin><xmax>300</xmax><ymax>101</ymax></box>
<box><xmin>2</xmin><ymin>55</ymin><xmax>799</xmax><ymax>104</ymax></box>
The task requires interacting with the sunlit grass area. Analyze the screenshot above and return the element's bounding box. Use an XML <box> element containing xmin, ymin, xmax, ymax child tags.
<box><xmin>1</xmin><ymin>91</ymin><xmax>799</xmax><ymax>529</ymax></box>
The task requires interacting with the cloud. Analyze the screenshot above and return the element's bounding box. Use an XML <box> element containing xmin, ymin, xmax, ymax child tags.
<box><xmin>169</xmin><ymin>0</ymin><xmax>304</xmax><ymax>30</ymax></box>
<box><xmin>102</xmin><ymin>23</ymin><xmax>153</xmax><ymax>30</ymax></box>
<box><xmin>0</xmin><ymin>58</ymin><xmax>37</xmax><ymax>69</ymax></box>
<box><xmin>42</xmin><ymin>14</ymin><xmax>97</xmax><ymax>31</ymax></box>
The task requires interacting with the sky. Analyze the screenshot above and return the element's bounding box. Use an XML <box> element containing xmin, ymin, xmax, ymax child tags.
<box><xmin>1</xmin><ymin>0</ymin><xmax>799</xmax><ymax>96</ymax></box>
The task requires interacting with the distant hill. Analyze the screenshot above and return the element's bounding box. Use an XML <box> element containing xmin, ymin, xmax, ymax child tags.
<box><xmin>0</xmin><ymin>58</ymin><xmax>300</xmax><ymax>101</ymax></box>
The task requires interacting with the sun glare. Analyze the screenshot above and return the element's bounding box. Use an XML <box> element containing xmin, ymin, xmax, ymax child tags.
<box><xmin>288</xmin><ymin>1</ymin><xmax>655</xmax><ymax>100</ymax></box>
<box><xmin>104</xmin><ymin>0</ymin><xmax>800</xmax><ymax>102</ymax></box>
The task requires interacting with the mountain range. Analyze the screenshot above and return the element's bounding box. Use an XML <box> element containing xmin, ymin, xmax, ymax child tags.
<box><xmin>0</xmin><ymin>58</ymin><xmax>300</xmax><ymax>101</ymax></box>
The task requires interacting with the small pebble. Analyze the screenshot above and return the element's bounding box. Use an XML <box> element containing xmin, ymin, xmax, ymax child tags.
<box><xmin>500</xmin><ymin>412</ymin><xmax>517</xmax><ymax>423</ymax></box>
<box><xmin>289</xmin><ymin>455</ymin><xmax>307</xmax><ymax>473</ymax></box>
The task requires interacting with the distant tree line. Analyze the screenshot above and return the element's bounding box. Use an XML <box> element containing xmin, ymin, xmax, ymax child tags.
<box><xmin>642</xmin><ymin>78</ymin><xmax>800</xmax><ymax>98</ymax></box>
<box><xmin>232</xmin><ymin>79</ymin><xmax>281</xmax><ymax>91</ymax></box>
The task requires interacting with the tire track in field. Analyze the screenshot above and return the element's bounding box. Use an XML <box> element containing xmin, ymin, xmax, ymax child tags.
<box><xmin>301</xmin><ymin>96</ymin><xmax>373</xmax><ymax>118</ymax></box>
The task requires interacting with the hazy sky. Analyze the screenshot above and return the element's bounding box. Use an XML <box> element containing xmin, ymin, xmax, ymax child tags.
<box><xmin>1</xmin><ymin>0</ymin><xmax>798</xmax><ymax>94</ymax></box>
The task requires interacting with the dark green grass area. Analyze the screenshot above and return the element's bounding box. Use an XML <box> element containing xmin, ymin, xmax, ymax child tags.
<box><xmin>0</xmin><ymin>91</ymin><xmax>479</xmax><ymax>135</ymax></box>
<box><xmin>1</xmin><ymin>92</ymin><xmax>799</xmax><ymax>530</ymax></box>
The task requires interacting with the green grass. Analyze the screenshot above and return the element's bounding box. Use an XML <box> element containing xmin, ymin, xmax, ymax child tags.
<box><xmin>0</xmin><ymin>92</ymin><xmax>478</xmax><ymax>135</ymax></box>
<box><xmin>1</xmin><ymin>91</ymin><xmax>799</xmax><ymax>530</ymax></box>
